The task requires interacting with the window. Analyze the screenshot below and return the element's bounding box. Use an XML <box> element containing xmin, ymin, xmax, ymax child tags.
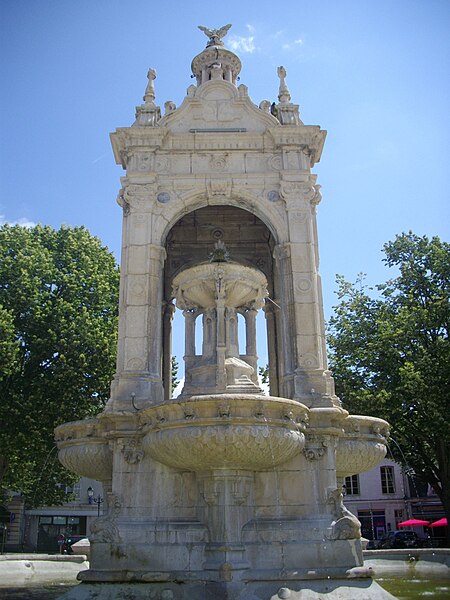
<box><xmin>344</xmin><ymin>474</ymin><xmax>360</xmax><ymax>495</ymax></box>
<box><xmin>380</xmin><ymin>466</ymin><xmax>395</xmax><ymax>494</ymax></box>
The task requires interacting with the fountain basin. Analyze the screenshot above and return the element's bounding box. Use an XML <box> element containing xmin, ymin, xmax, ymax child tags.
<box><xmin>141</xmin><ymin>394</ymin><xmax>308</xmax><ymax>471</ymax></box>
<box><xmin>336</xmin><ymin>415</ymin><xmax>389</xmax><ymax>478</ymax></box>
<box><xmin>55</xmin><ymin>419</ymin><xmax>112</xmax><ymax>481</ymax></box>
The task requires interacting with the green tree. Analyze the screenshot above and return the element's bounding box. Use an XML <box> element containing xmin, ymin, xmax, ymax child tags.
<box><xmin>171</xmin><ymin>355</ymin><xmax>180</xmax><ymax>393</ymax></box>
<box><xmin>0</xmin><ymin>224</ymin><xmax>120</xmax><ymax>507</ymax></box>
<box><xmin>328</xmin><ymin>233</ymin><xmax>450</xmax><ymax>541</ymax></box>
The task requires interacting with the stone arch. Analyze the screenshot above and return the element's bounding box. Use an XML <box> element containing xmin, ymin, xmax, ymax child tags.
<box><xmin>156</xmin><ymin>189</ymin><xmax>288</xmax><ymax>250</ymax></box>
<box><xmin>161</xmin><ymin>203</ymin><xmax>279</xmax><ymax>399</ymax></box>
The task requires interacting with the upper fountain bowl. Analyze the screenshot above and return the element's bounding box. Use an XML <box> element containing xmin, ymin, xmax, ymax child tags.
<box><xmin>172</xmin><ymin>262</ymin><xmax>268</xmax><ymax>310</ymax></box>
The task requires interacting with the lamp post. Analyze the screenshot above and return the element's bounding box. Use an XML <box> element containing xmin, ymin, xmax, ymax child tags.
<box><xmin>87</xmin><ymin>486</ymin><xmax>103</xmax><ymax>515</ymax></box>
<box><xmin>94</xmin><ymin>495</ymin><xmax>104</xmax><ymax>516</ymax></box>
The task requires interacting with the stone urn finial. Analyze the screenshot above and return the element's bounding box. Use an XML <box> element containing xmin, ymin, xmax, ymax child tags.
<box><xmin>143</xmin><ymin>68</ymin><xmax>157</xmax><ymax>104</ymax></box>
<box><xmin>277</xmin><ymin>66</ymin><xmax>291</xmax><ymax>104</ymax></box>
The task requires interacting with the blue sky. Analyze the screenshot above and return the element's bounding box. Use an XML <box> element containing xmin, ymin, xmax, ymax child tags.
<box><xmin>1</xmin><ymin>1</ymin><xmax>449</xmax><ymax>377</ymax></box>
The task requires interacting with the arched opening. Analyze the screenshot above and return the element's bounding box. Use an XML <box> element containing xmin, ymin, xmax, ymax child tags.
<box><xmin>163</xmin><ymin>205</ymin><xmax>278</xmax><ymax>399</ymax></box>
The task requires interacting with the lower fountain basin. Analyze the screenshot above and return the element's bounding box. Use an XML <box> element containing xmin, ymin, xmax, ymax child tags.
<box><xmin>55</xmin><ymin>419</ymin><xmax>112</xmax><ymax>481</ymax></box>
<box><xmin>336</xmin><ymin>415</ymin><xmax>389</xmax><ymax>478</ymax></box>
<box><xmin>141</xmin><ymin>394</ymin><xmax>308</xmax><ymax>471</ymax></box>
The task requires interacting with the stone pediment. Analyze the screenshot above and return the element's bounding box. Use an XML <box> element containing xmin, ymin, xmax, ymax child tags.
<box><xmin>159</xmin><ymin>80</ymin><xmax>279</xmax><ymax>134</ymax></box>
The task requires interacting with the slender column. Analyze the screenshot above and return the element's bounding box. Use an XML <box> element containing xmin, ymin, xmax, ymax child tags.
<box><xmin>162</xmin><ymin>302</ymin><xmax>175</xmax><ymax>400</ymax></box>
<box><xmin>263</xmin><ymin>302</ymin><xmax>279</xmax><ymax>397</ymax></box>
<box><xmin>184</xmin><ymin>309</ymin><xmax>197</xmax><ymax>359</ymax></box>
<box><xmin>243</xmin><ymin>308</ymin><xmax>258</xmax><ymax>384</ymax></box>
<box><xmin>226</xmin><ymin>308</ymin><xmax>239</xmax><ymax>357</ymax></box>
<box><xmin>245</xmin><ymin>308</ymin><xmax>257</xmax><ymax>356</ymax></box>
<box><xmin>202</xmin><ymin>308</ymin><xmax>216</xmax><ymax>358</ymax></box>
<box><xmin>215</xmin><ymin>277</ymin><xmax>227</xmax><ymax>391</ymax></box>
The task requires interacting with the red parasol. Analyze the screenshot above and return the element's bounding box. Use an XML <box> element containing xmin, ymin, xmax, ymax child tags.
<box><xmin>398</xmin><ymin>518</ymin><xmax>430</xmax><ymax>527</ymax></box>
<box><xmin>429</xmin><ymin>517</ymin><xmax>447</xmax><ymax>528</ymax></box>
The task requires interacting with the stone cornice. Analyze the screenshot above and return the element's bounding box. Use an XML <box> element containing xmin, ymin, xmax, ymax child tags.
<box><xmin>268</xmin><ymin>125</ymin><xmax>327</xmax><ymax>166</ymax></box>
<box><xmin>110</xmin><ymin>128</ymin><xmax>169</xmax><ymax>167</ymax></box>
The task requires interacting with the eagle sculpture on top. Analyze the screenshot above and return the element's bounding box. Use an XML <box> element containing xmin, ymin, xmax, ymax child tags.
<box><xmin>198</xmin><ymin>24</ymin><xmax>232</xmax><ymax>47</ymax></box>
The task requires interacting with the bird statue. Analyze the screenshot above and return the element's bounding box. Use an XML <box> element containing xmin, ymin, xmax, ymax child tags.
<box><xmin>198</xmin><ymin>24</ymin><xmax>232</xmax><ymax>47</ymax></box>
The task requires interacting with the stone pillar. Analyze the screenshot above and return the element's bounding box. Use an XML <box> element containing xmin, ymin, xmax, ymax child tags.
<box><xmin>107</xmin><ymin>182</ymin><xmax>165</xmax><ymax>410</ymax></box>
<box><xmin>280</xmin><ymin>179</ymin><xmax>337</xmax><ymax>406</ymax></box>
<box><xmin>273</xmin><ymin>243</ymin><xmax>296</xmax><ymax>399</ymax></box>
<box><xmin>162</xmin><ymin>302</ymin><xmax>175</xmax><ymax>401</ymax></box>
<box><xmin>263</xmin><ymin>302</ymin><xmax>279</xmax><ymax>397</ymax></box>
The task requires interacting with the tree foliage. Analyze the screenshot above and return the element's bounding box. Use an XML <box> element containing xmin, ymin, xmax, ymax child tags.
<box><xmin>171</xmin><ymin>355</ymin><xmax>180</xmax><ymax>393</ymax></box>
<box><xmin>0</xmin><ymin>224</ymin><xmax>119</xmax><ymax>507</ymax></box>
<box><xmin>328</xmin><ymin>233</ymin><xmax>450</xmax><ymax>535</ymax></box>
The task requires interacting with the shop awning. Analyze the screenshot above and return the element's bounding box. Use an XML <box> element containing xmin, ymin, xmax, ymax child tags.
<box><xmin>429</xmin><ymin>517</ymin><xmax>447</xmax><ymax>528</ymax></box>
<box><xmin>398</xmin><ymin>518</ymin><xmax>430</xmax><ymax>527</ymax></box>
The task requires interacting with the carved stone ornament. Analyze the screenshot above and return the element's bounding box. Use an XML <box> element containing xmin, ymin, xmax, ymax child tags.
<box><xmin>207</xmin><ymin>178</ymin><xmax>232</xmax><ymax>197</ymax></box>
<box><xmin>280</xmin><ymin>181</ymin><xmax>318</xmax><ymax>203</ymax></box>
<box><xmin>326</xmin><ymin>487</ymin><xmax>361</xmax><ymax>541</ymax></box>
<box><xmin>303</xmin><ymin>434</ymin><xmax>329</xmax><ymax>460</ymax></box>
<box><xmin>119</xmin><ymin>438</ymin><xmax>144</xmax><ymax>464</ymax></box>
<box><xmin>299</xmin><ymin>353</ymin><xmax>319</xmax><ymax>369</ymax></box>
<box><xmin>123</xmin><ymin>183</ymin><xmax>157</xmax><ymax>209</ymax></box>
<box><xmin>273</xmin><ymin>243</ymin><xmax>291</xmax><ymax>262</ymax></box>
<box><xmin>268</xmin><ymin>155</ymin><xmax>282</xmax><ymax>171</ymax></box>
<box><xmin>116</xmin><ymin>187</ymin><xmax>129</xmax><ymax>213</ymax></box>
<box><xmin>209</xmin><ymin>154</ymin><xmax>229</xmax><ymax>171</ymax></box>
<box><xmin>198</xmin><ymin>24</ymin><xmax>232</xmax><ymax>47</ymax></box>
<box><xmin>90</xmin><ymin>493</ymin><xmax>122</xmax><ymax>544</ymax></box>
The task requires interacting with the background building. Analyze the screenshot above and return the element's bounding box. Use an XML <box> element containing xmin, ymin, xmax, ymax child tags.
<box><xmin>2</xmin><ymin>477</ymin><xmax>103</xmax><ymax>552</ymax></box>
<box><xmin>343</xmin><ymin>459</ymin><xmax>445</xmax><ymax>545</ymax></box>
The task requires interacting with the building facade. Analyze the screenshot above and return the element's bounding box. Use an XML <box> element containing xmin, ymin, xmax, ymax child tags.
<box><xmin>343</xmin><ymin>458</ymin><xmax>443</xmax><ymax>543</ymax></box>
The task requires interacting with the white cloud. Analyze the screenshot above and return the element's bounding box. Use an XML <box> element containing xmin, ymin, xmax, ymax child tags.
<box><xmin>0</xmin><ymin>215</ymin><xmax>36</xmax><ymax>228</ymax></box>
<box><xmin>282</xmin><ymin>38</ymin><xmax>304</xmax><ymax>51</ymax></box>
<box><xmin>228</xmin><ymin>35</ymin><xmax>256</xmax><ymax>54</ymax></box>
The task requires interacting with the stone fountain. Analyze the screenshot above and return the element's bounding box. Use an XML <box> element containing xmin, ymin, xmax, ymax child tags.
<box><xmin>55</xmin><ymin>24</ymin><xmax>396</xmax><ymax>600</ymax></box>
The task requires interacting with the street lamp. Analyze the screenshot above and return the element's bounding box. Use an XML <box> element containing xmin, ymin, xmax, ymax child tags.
<box><xmin>94</xmin><ymin>495</ymin><xmax>104</xmax><ymax>516</ymax></box>
<box><xmin>87</xmin><ymin>486</ymin><xmax>103</xmax><ymax>515</ymax></box>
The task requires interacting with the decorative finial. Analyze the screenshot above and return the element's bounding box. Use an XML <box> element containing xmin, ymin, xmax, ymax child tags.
<box><xmin>143</xmin><ymin>68</ymin><xmax>157</xmax><ymax>104</ymax></box>
<box><xmin>209</xmin><ymin>240</ymin><xmax>230</xmax><ymax>263</ymax></box>
<box><xmin>198</xmin><ymin>24</ymin><xmax>232</xmax><ymax>47</ymax></box>
<box><xmin>277</xmin><ymin>66</ymin><xmax>291</xmax><ymax>104</ymax></box>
